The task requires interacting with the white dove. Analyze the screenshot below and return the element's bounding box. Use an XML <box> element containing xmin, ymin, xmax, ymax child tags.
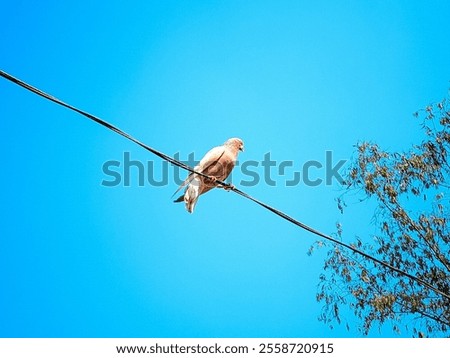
<box><xmin>173</xmin><ymin>138</ymin><xmax>244</xmax><ymax>213</ymax></box>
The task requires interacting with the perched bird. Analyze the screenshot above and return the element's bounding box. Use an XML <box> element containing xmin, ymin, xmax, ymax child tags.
<box><xmin>173</xmin><ymin>137</ymin><xmax>244</xmax><ymax>213</ymax></box>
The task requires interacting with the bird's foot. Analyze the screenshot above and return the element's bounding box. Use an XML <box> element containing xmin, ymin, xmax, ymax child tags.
<box><xmin>222</xmin><ymin>183</ymin><xmax>235</xmax><ymax>191</ymax></box>
<box><xmin>206</xmin><ymin>175</ymin><xmax>218</xmax><ymax>185</ymax></box>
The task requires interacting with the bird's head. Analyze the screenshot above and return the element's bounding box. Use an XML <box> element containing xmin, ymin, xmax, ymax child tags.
<box><xmin>225</xmin><ymin>137</ymin><xmax>244</xmax><ymax>152</ymax></box>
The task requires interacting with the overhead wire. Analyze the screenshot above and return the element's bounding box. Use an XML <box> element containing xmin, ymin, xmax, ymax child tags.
<box><xmin>1</xmin><ymin>69</ymin><xmax>449</xmax><ymax>303</ymax></box>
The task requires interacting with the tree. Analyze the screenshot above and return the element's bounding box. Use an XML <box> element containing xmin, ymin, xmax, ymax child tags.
<box><xmin>313</xmin><ymin>91</ymin><xmax>450</xmax><ymax>337</ymax></box>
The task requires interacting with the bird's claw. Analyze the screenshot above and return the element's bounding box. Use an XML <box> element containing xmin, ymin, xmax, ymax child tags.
<box><xmin>222</xmin><ymin>183</ymin><xmax>235</xmax><ymax>191</ymax></box>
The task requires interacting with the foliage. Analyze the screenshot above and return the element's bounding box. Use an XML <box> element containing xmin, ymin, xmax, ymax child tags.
<box><xmin>314</xmin><ymin>92</ymin><xmax>450</xmax><ymax>336</ymax></box>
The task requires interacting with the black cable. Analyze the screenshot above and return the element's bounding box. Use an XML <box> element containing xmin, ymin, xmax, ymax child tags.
<box><xmin>1</xmin><ymin>69</ymin><xmax>449</xmax><ymax>303</ymax></box>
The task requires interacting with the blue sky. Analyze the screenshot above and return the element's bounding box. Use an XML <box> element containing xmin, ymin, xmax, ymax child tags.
<box><xmin>1</xmin><ymin>1</ymin><xmax>449</xmax><ymax>337</ymax></box>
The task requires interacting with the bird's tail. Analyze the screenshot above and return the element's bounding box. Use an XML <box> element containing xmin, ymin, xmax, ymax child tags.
<box><xmin>171</xmin><ymin>173</ymin><xmax>194</xmax><ymax>199</ymax></box>
<box><xmin>173</xmin><ymin>194</ymin><xmax>184</xmax><ymax>203</ymax></box>
<box><xmin>184</xmin><ymin>182</ymin><xmax>200</xmax><ymax>213</ymax></box>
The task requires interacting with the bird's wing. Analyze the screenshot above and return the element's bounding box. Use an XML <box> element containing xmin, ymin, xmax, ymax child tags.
<box><xmin>172</xmin><ymin>147</ymin><xmax>225</xmax><ymax>197</ymax></box>
<box><xmin>197</xmin><ymin>146</ymin><xmax>226</xmax><ymax>176</ymax></box>
<box><xmin>172</xmin><ymin>146</ymin><xmax>226</xmax><ymax>200</ymax></box>
<box><xmin>171</xmin><ymin>171</ymin><xmax>195</xmax><ymax>199</ymax></box>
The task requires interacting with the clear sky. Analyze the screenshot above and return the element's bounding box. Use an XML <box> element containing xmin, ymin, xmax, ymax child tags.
<box><xmin>1</xmin><ymin>1</ymin><xmax>449</xmax><ymax>338</ymax></box>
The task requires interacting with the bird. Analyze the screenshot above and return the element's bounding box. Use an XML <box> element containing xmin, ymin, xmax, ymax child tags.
<box><xmin>173</xmin><ymin>137</ymin><xmax>244</xmax><ymax>213</ymax></box>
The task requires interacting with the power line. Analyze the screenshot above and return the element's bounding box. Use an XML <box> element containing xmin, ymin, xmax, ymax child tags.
<box><xmin>1</xmin><ymin>69</ymin><xmax>449</xmax><ymax>303</ymax></box>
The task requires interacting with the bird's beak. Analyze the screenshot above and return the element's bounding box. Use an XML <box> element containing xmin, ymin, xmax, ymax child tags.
<box><xmin>240</xmin><ymin>146</ymin><xmax>244</xmax><ymax>152</ymax></box>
